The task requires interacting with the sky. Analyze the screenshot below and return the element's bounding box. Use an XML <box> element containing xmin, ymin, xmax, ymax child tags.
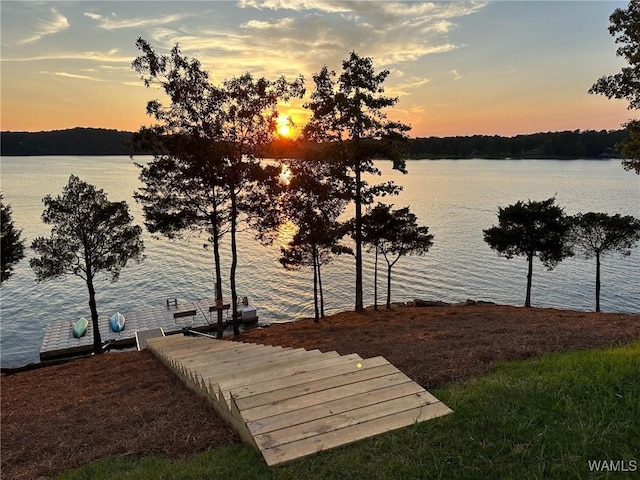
<box><xmin>0</xmin><ymin>0</ymin><xmax>633</xmax><ymax>137</ymax></box>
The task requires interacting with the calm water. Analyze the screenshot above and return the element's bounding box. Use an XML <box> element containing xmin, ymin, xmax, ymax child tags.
<box><xmin>1</xmin><ymin>156</ymin><xmax>639</xmax><ymax>367</ymax></box>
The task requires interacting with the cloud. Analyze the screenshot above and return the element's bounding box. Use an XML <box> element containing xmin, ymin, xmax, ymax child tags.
<box><xmin>451</xmin><ymin>69</ymin><xmax>463</xmax><ymax>81</ymax></box>
<box><xmin>238</xmin><ymin>0</ymin><xmax>486</xmax><ymax>23</ymax></box>
<box><xmin>19</xmin><ymin>8</ymin><xmax>69</xmax><ymax>45</ymax></box>
<box><xmin>84</xmin><ymin>11</ymin><xmax>192</xmax><ymax>30</ymax></box>
<box><xmin>39</xmin><ymin>71</ymin><xmax>104</xmax><ymax>82</ymax></box>
<box><xmin>387</xmin><ymin>76</ymin><xmax>431</xmax><ymax>97</ymax></box>
<box><xmin>380</xmin><ymin>1</ymin><xmax>486</xmax><ymax>20</ymax></box>
<box><xmin>232</xmin><ymin>1</ymin><xmax>485</xmax><ymax>74</ymax></box>
<box><xmin>242</xmin><ymin>18</ymin><xmax>296</xmax><ymax>30</ymax></box>
<box><xmin>7</xmin><ymin>1</ymin><xmax>485</xmax><ymax>96</ymax></box>
<box><xmin>3</xmin><ymin>49</ymin><xmax>130</xmax><ymax>64</ymax></box>
<box><xmin>237</xmin><ymin>0</ymin><xmax>353</xmax><ymax>13</ymax></box>
<box><xmin>376</xmin><ymin>43</ymin><xmax>458</xmax><ymax>64</ymax></box>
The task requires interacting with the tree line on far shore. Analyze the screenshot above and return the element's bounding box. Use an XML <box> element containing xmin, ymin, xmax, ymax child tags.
<box><xmin>405</xmin><ymin>129</ymin><xmax>628</xmax><ymax>159</ymax></box>
<box><xmin>0</xmin><ymin>126</ymin><xmax>629</xmax><ymax>160</ymax></box>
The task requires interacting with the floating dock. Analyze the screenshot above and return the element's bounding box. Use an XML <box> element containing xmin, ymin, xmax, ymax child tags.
<box><xmin>39</xmin><ymin>298</ymin><xmax>256</xmax><ymax>361</ymax></box>
<box><xmin>146</xmin><ymin>335</ymin><xmax>453</xmax><ymax>466</ymax></box>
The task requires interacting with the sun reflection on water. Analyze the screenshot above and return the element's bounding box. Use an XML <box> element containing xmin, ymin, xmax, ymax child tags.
<box><xmin>275</xmin><ymin>219</ymin><xmax>297</xmax><ymax>249</ymax></box>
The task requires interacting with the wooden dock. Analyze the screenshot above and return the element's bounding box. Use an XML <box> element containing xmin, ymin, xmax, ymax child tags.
<box><xmin>146</xmin><ymin>335</ymin><xmax>453</xmax><ymax>466</ymax></box>
<box><xmin>39</xmin><ymin>298</ymin><xmax>251</xmax><ymax>361</ymax></box>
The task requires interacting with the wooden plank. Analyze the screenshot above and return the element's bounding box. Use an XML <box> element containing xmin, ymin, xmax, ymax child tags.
<box><xmin>165</xmin><ymin>339</ymin><xmax>245</xmax><ymax>356</ymax></box>
<box><xmin>198</xmin><ymin>348</ymin><xmax>328</xmax><ymax>382</ymax></box>
<box><xmin>227</xmin><ymin>353</ymin><xmax>363</xmax><ymax>399</ymax></box>
<box><xmin>203</xmin><ymin>350</ymin><xmax>340</xmax><ymax>396</ymax></box>
<box><xmin>216</xmin><ymin>351</ymin><xmax>342</xmax><ymax>396</ymax></box>
<box><xmin>253</xmin><ymin>390</ymin><xmax>444</xmax><ymax>450</ymax></box>
<box><xmin>240</xmin><ymin>371</ymin><xmax>414</xmax><ymax>423</ymax></box>
<box><xmin>260</xmin><ymin>401</ymin><xmax>454</xmax><ymax>466</ymax></box>
<box><xmin>246</xmin><ymin>381</ymin><xmax>426</xmax><ymax>436</ymax></box>
<box><xmin>135</xmin><ymin>328</ymin><xmax>165</xmax><ymax>351</ymax></box>
<box><xmin>180</xmin><ymin>342</ymin><xmax>283</xmax><ymax>360</ymax></box>
<box><xmin>172</xmin><ymin>342</ymin><xmax>265</xmax><ymax>362</ymax></box>
<box><xmin>235</xmin><ymin>363</ymin><xmax>400</xmax><ymax>411</ymax></box>
<box><xmin>216</xmin><ymin>353</ymin><xmax>351</xmax><ymax>406</ymax></box>
<box><xmin>215</xmin><ymin>383</ymin><xmax>231</xmax><ymax>414</ymax></box>
<box><xmin>148</xmin><ymin>336</ymin><xmax>221</xmax><ymax>356</ymax></box>
<box><xmin>158</xmin><ymin>337</ymin><xmax>245</xmax><ymax>354</ymax></box>
<box><xmin>179</xmin><ymin>344</ymin><xmax>277</xmax><ymax>367</ymax></box>
<box><xmin>173</xmin><ymin>309</ymin><xmax>197</xmax><ymax>319</ymax></box>
<box><xmin>172</xmin><ymin>346</ymin><xmax>281</xmax><ymax>373</ymax></box>
<box><xmin>146</xmin><ymin>335</ymin><xmax>194</xmax><ymax>350</ymax></box>
<box><xmin>229</xmin><ymin>395</ymin><xmax>259</xmax><ymax>449</ymax></box>
<box><xmin>154</xmin><ymin>341</ymin><xmax>208</xmax><ymax>355</ymax></box>
<box><xmin>211</xmin><ymin>348</ymin><xmax>337</xmax><ymax>381</ymax></box>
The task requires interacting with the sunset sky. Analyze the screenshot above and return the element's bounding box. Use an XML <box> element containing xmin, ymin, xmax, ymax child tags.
<box><xmin>0</xmin><ymin>1</ymin><xmax>633</xmax><ymax>137</ymax></box>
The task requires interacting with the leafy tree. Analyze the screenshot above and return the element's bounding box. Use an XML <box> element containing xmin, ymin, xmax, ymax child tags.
<box><xmin>570</xmin><ymin>212</ymin><xmax>640</xmax><ymax>312</ymax></box>
<box><xmin>1</xmin><ymin>193</ymin><xmax>26</xmax><ymax>283</ymax></box>
<box><xmin>30</xmin><ymin>176</ymin><xmax>144</xmax><ymax>354</ymax></box>
<box><xmin>363</xmin><ymin>204</ymin><xmax>433</xmax><ymax>310</ymax></box>
<box><xmin>484</xmin><ymin>197</ymin><xmax>573</xmax><ymax>308</ymax></box>
<box><xmin>616</xmin><ymin>119</ymin><xmax>640</xmax><ymax>173</ymax></box>
<box><xmin>132</xmin><ymin>38</ymin><xmax>303</xmax><ymax>336</ymax></box>
<box><xmin>135</xmin><ymin>135</ymin><xmax>230</xmax><ymax>337</ymax></box>
<box><xmin>589</xmin><ymin>0</ymin><xmax>640</xmax><ymax>174</ymax></box>
<box><xmin>280</xmin><ymin>222</ymin><xmax>350</xmax><ymax>322</ymax></box>
<box><xmin>279</xmin><ymin>155</ymin><xmax>351</xmax><ymax>321</ymax></box>
<box><xmin>302</xmin><ymin>52</ymin><xmax>411</xmax><ymax>312</ymax></box>
<box><xmin>217</xmin><ymin>73</ymin><xmax>304</xmax><ymax>334</ymax></box>
<box><xmin>361</xmin><ymin>203</ymin><xmax>392</xmax><ymax>310</ymax></box>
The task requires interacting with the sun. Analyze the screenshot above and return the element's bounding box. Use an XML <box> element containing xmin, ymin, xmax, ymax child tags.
<box><xmin>276</xmin><ymin>115</ymin><xmax>293</xmax><ymax>138</ymax></box>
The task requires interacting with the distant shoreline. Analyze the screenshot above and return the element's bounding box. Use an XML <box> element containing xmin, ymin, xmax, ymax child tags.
<box><xmin>0</xmin><ymin>127</ymin><xmax>627</xmax><ymax>159</ymax></box>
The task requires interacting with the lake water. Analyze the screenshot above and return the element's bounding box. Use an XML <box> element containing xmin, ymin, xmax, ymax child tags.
<box><xmin>1</xmin><ymin>156</ymin><xmax>639</xmax><ymax>368</ymax></box>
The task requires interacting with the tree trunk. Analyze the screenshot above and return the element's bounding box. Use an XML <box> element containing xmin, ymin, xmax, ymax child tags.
<box><xmin>374</xmin><ymin>246</ymin><xmax>379</xmax><ymax>311</ymax></box>
<box><xmin>386</xmin><ymin>263</ymin><xmax>392</xmax><ymax>310</ymax></box>
<box><xmin>525</xmin><ymin>252</ymin><xmax>533</xmax><ymax>308</ymax></box>
<box><xmin>317</xmin><ymin>259</ymin><xmax>325</xmax><ymax>318</ymax></box>
<box><xmin>354</xmin><ymin>166</ymin><xmax>363</xmax><ymax>311</ymax></box>
<box><xmin>595</xmin><ymin>252</ymin><xmax>601</xmax><ymax>313</ymax></box>
<box><xmin>230</xmin><ymin>191</ymin><xmax>240</xmax><ymax>336</ymax></box>
<box><xmin>86</xmin><ymin>274</ymin><xmax>102</xmax><ymax>355</ymax></box>
<box><xmin>212</xmin><ymin>213</ymin><xmax>224</xmax><ymax>339</ymax></box>
<box><xmin>313</xmin><ymin>248</ymin><xmax>320</xmax><ymax>322</ymax></box>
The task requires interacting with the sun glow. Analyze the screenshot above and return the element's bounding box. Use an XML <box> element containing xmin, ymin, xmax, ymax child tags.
<box><xmin>276</xmin><ymin>115</ymin><xmax>293</xmax><ymax>138</ymax></box>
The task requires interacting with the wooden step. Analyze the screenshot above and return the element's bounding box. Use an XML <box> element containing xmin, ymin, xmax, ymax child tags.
<box><xmin>252</xmin><ymin>390</ymin><xmax>444</xmax><ymax>450</ymax></box>
<box><xmin>234</xmin><ymin>361</ymin><xmax>399</xmax><ymax>411</ymax></box>
<box><xmin>259</xmin><ymin>401</ymin><xmax>454</xmax><ymax>466</ymax></box>
<box><xmin>226</xmin><ymin>353</ymin><xmax>363</xmax><ymax>399</ymax></box>
<box><xmin>239</xmin><ymin>371</ymin><xmax>415</xmax><ymax>423</ymax></box>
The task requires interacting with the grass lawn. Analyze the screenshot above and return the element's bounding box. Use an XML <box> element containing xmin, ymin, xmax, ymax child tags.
<box><xmin>54</xmin><ymin>341</ymin><xmax>639</xmax><ymax>480</ymax></box>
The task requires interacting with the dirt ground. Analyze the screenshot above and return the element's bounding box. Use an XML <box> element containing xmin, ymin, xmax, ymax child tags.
<box><xmin>2</xmin><ymin>303</ymin><xmax>639</xmax><ymax>480</ymax></box>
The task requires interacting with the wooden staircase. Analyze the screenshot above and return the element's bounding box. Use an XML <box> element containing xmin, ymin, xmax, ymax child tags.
<box><xmin>146</xmin><ymin>335</ymin><xmax>452</xmax><ymax>466</ymax></box>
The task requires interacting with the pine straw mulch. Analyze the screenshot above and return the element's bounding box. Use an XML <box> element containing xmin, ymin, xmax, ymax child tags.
<box><xmin>2</xmin><ymin>303</ymin><xmax>639</xmax><ymax>480</ymax></box>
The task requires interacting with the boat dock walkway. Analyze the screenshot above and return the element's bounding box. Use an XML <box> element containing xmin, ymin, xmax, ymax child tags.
<box><xmin>146</xmin><ymin>335</ymin><xmax>453</xmax><ymax>466</ymax></box>
<box><xmin>39</xmin><ymin>298</ymin><xmax>236</xmax><ymax>361</ymax></box>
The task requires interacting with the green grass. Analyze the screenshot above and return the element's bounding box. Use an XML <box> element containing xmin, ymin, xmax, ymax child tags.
<box><xmin>56</xmin><ymin>342</ymin><xmax>640</xmax><ymax>480</ymax></box>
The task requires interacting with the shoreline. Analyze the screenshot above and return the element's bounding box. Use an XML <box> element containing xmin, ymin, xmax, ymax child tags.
<box><xmin>3</xmin><ymin>300</ymin><xmax>640</xmax><ymax>375</ymax></box>
<box><xmin>3</xmin><ymin>303</ymin><xmax>640</xmax><ymax>479</ymax></box>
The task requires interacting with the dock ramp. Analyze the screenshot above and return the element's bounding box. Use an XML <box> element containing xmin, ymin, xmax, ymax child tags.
<box><xmin>135</xmin><ymin>328</ymin><xmax>165</xmax><ymax>351</ymax></box>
